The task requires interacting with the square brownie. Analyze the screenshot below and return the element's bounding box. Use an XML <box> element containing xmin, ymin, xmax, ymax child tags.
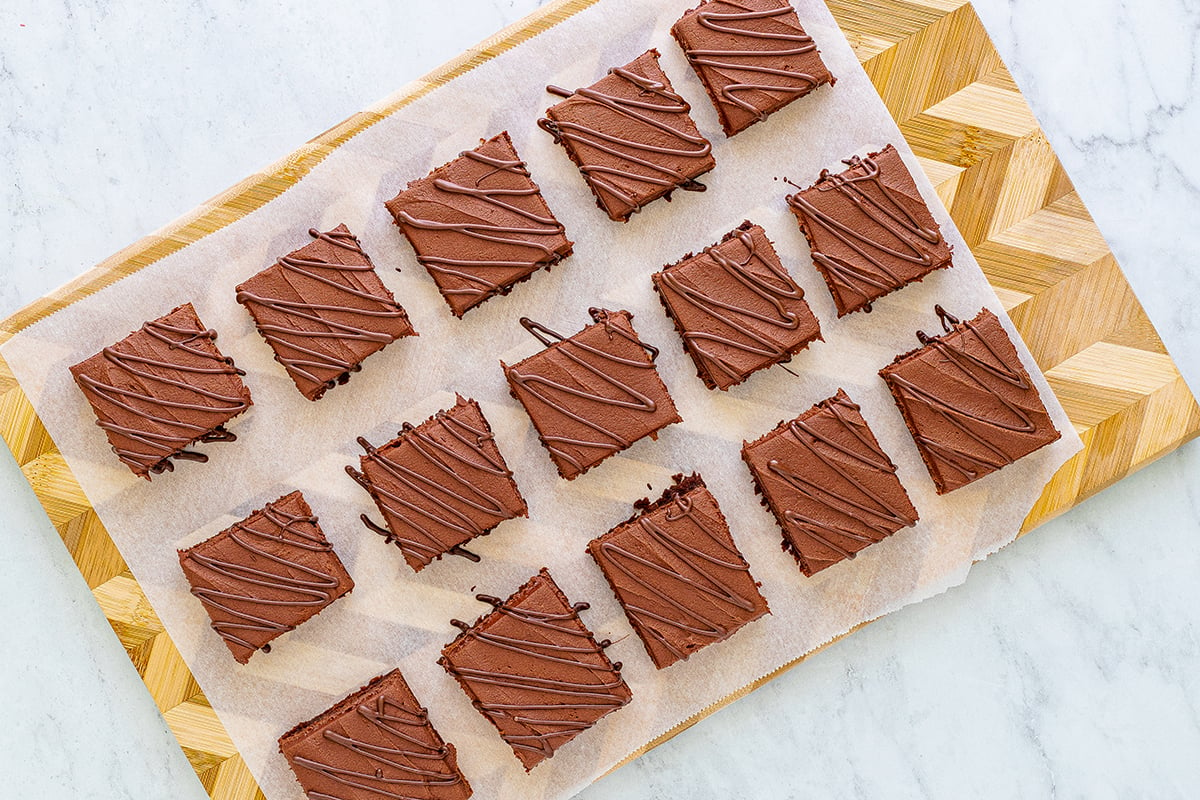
<box><xmin>236</xmin><ymin>225</ymin><xmax>416</xmax><ymax>401</ymax></box>
<box><xmin>279</xmin><ymin>669</ymin><xmax>471</xmax><ymax>800</ymax></box>
<box><xmin>439</xmin><ymin>569</ymin><xmax>631</xmax><ymax>771</ymax></box>
<box><xmin>653</xmin><ymin>220</ymin><xmax>822</xmax><ymax>390</ymax></box>
<box><xmin>539</xmin><ymin>49</ymin><xmax>716</xmax><ymax>222</ymax></box>
<box><xmin>178</xmin><ymin>491</ymin><xmax>354</xmax><ymax>663</ymax></box>
<box><xmin>385</xmin><ymin>132</ymin><xmax>573</xmax><ymax>317</ymax></box>
<box><xmin>787</xmin><ymin>144</ymin><xmax>953</xmax><ymax>316</ymax></box>
<box><xmin>70</xmin><ymin>302</ymin><xmax>252</xmax><ymax>479</ymax></box>
<box><xmin>880</xmin><ymin>306</ymin><xmax>1061</xmax><ymax>494</ymax></box>
<box><xmin>587</xmin><ymin>474</ymin><xmax>769</xmax><ymax>669</ymax></box>
<box><xmin>671</xmin><ymin>0</ymin><xmax>835</xmax><ymax>136</ymax></box>
<box><xmin>346</xmin><ymin>396</ymin><xmax>527</xmax><ymax>572</ymax></box>
<box><xmin>742</xmin><ymin>390</ymin><xmax>918</xmax><ymax>576</ymax></box>
<box><xmin>502</xmin><ymin>308</ymin><xmax>681</xmax><ymax>480</ymax></box>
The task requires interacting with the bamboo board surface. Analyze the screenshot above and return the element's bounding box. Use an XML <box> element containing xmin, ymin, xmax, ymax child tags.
<box><xmin>1</xmin><ymin>1</ymin><xmax>1196</xmax><ymax>797</ymax></box>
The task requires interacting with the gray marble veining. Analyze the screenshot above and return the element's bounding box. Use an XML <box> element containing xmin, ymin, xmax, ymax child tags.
<box><xmin>1</xmin><ymin>0</ymin><xmax>1197</xmax><ymax>797</ymax></box>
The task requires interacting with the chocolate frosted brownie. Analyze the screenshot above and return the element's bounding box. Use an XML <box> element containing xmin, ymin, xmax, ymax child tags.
<box><xmin>503</xmin><ymin>308</ymin><xmax>681</xmax><ymax>480</ymax></box>
<box><xmin>440</xmin><ymin>569</ymin><xmax>630</xmax><ymax>771</ymax></box>
<box><xmin>539</xmin><ymin>49</ymin><xmax>715</xmax><ymax>221</ymax></box>
<box><xmin>671</xmin><ymin>0</ymin><xmax>834</xmax><ymax>136</ymax></box>
<box><xmin>279</xmin><ymin>669</ymin><xmax>471</xmax><ymax>800</ymax></box>
<box><xmin>386</xmin><ymin>132</ymin><xmax>573</xmax><ymax>317</ymax></box>
<box><xmin>742</xmin><ymin>390</ymin><xmax>918</xmax><ymax>576</ymax></box>
<box><xmin>346</xmin><ymin>396</ymin><xmax>527</xmax><ymax>572</ymax></box>
<box><xmin>588</xmin><ymin>474</ymin><xmax>769</xmax><ymax>669</ymax></box>
<box><xmin>70</xmin><ymin>303</ymin><xmax>251</xmax><ymax>479</ymax></box>
<box><xmin>653</xmin><ymin>220</ymin><xmax>822</xmax><ymax>390</ymax></box>
<box><xmin>880</xmin><ymin>306</ymin><xmax>1061</xmax><ymax>494</ymax></box>
<box><xmin>236</xmin><ymin>224</ymin><xmax>416</xmax><ymax>400</ymax></box>
<box><xmin>787</xmin><ymin>145</ymin><xmax>953</xmax><ymax>316</ymax></box>
<box><xmin>178</xmin><ymin>491</ymin><xmax>354</xmax><ymax>663</ymax></box>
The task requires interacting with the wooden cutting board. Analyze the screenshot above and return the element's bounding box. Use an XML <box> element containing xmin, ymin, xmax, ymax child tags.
<box><xmin>1</xmin><ymin>1</ymin><xmax>1195</xmax><ymax>796</ymax></box>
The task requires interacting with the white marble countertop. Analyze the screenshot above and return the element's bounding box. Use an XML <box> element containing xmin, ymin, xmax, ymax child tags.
<box><xmin>1</xmin><ymin>1</ymin><xmax>1197</xmax><ymax>797</ymax></box>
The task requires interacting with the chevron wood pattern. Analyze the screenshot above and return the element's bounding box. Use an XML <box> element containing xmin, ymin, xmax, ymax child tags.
<box><xmin>0</xmin><ymin>1</ymin><xmax>1195</xmax><ymax>798</ymax></box>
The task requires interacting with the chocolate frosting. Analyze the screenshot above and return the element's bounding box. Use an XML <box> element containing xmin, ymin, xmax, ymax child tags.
<box><xmin>69</xmin><ymin>302</ymin><xmax>252</xmax><ymax>478</ymax></box>
<box><xmin>539</xmin><ymin>49</ymin><xmax>716</xmax><ymax>222</ymax></box>
<box><xmin>503</xmin><ymin>308</ymin><xmax>681</xmax><ymax>480</ymax></box>
<box><xmin>279</xmin><ymin>669</ymin><xmax>472</xmax><ymax>800</ymax></box>
<box><xmin>236</xmin><ymin>224</ymin><xmax>416</xmax><ymax>401</ymax></box>
<box><xmin>386</xmin><ymin>131</ymin><xmax>573</xmax><ymax>317</ymax></box>
<box><xmin>787</xmin><ymin>144</ymin><xmax>953</xmax><ymax>316</ymax></box>
<box><xmin>346</xmin><ymin>396</ymin><xmax>527</xmax><ymax>572</ymax></box>
<box><xmin>742</xmin><ymin>390</ymin><xmax>918</xmax><ymax>576</ymax></box>
<box><xmin>439</xmin><ymin>569</ymin><xmax>630</xmax><ymax>771</ymax></box>
<box><xmin>653</xmin><ymin>220</ymin><xmax>822</xmax><ymax>390</ymax></box>
<box><xmin>588</xmin><ymin>474</ymin><xmax>770</xmax><ymax>669</ymax></box>
<box><xmin>671</xmin><ymin>0</ymin><xmax>834</xmax><ymax>136</ymax></box>
<box><xmin>178</xmin><ymin>491</ymin><xmax>354</xmax><ymax>663</ymax></box>
<box><xmin>881</xmin><ymin>306</ymin><xmax>1061</xmax><ymax>494</ymax></box>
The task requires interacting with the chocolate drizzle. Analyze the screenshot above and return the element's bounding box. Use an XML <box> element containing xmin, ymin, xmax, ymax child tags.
<box><xmin>539</xmin><ymin>50</ymin><xmax>714</xmax><ymax>221</ymax></box>
<box><xmin>675</xmin><ymin>0</ymin><xmax>830</xmax><ymax>134</ymax></box>
<box><xmin>504</xmin><ymin>309</ymin><xmax>679</xmax><ymax>479</ymax></box>
<box><xmin>786</xmin><ymin>145</ymin><xmax>952</xmax><ymax>315</ymax></box>
<box><xmin>882</xmin><ymin>307</ymin><xmax>1060</xmax><ymax>493</ymax></box>
<box><xmin>654</xmin><ymin>222</ymin><xmax>820</xmax><ymax>389</ymax></box>
<box><xmin>347</xmin><ymin>397</ymin><xmax>526</xmax><ymax>571</ymax></box>
<box><xmin>440</xmin><ymin>570</ymin><xmax>629</xmax><ymax>770</ymax></box>
<box><xmin>71</xmin><ymin>303</ymin><xmax>250</xmax><ymax>477</ymax></box>
<box><xmin>179</xmin><ymin>492</ymin><xmax>353</xmax><ymax>663</ymax></box>
<box><xmin>386</xmin><ymin>132</ymin><xmax>572</xmax><ymax>316</ymax></box>
<box><xmin>590</xmin><ymin>476</ymin><xmax>768</xmax><ymax>668</ymax></box>
<box><xmin>236</xmin><ymin>225</ymin><xmax>414</xmax><ymax>400</ymax></box>
<box><xmin>769</xmin><ymin>394</ymin><xmax>915</xmax><ymax>561</ymax></box>
<box><xmin>280</xmin><ymin>669</ymin><xmax>470</xmax><ymax>800</ymax></box>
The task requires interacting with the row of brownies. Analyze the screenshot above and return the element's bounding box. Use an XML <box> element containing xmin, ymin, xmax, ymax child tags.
<box><xmin>63</xmin><ymin>0</ymin><xmax>1063</xmax><ymax>796</ymax></box>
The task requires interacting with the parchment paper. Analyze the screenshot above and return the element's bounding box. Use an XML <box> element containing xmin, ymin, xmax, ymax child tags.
<box><xmin>1</xmin><ymin>1</ymin><xmax>1082</xmax><ymax>797</ymax></box>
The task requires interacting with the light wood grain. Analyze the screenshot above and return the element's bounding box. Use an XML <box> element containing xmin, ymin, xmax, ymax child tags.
<box><xmin>0</xmin><ymin>1</ymin><xmax>1195</xmax><ymax>797</ymax></box>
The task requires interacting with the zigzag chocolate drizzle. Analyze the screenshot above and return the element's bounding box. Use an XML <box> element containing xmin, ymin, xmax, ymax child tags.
<box><xmin>506</xmin><ymin>309</ymin><xmax>661</xmax><ymax>474</ymax></box>
<box><xmin>684</xmin><ymin>0</ymin><xmax>820</xmax><ymax>121</ymax></box>
<box><xmin>186</xmin><ymin>502</ymin><xmax>340</xmax><ymax>654</ymax></box>
<box><xmin>889</xmin><ymin>306</ymin><xmax>1038</xmax><ymax>483</ymax></box>
<box><xmin>597</xmin><ymin>491</ymin><xmax>757</xmax><ymax>661</ymax></box>
<box><xmin>236</xmin><ymin>227</ymin><xmax>409</xmax><ymax>389</ymax></box>
<box><xmin>391</xmin><ymin>148</ymin><xmax>567</xmax><ymax>304</ymax></box>
<box><xmin>444</xmin><ymin>590</ymin><xmax>626</xmax><ymax>763</ymax></box>
<box><xmin>765</xmin><ymin>394</ymin><xmax>916</xmax><ymax>561</ymax></box>
<box><xmin>538</xmin><ymin>66</ymin><xmax>712</xmax><ymax>211</ymax></box>
<box><xmin>658</xmin><ymin>226</ymin><xmax>807</xmax><ymax>385</ymax></box>
<box><xmin>292</xmin><ymin>691</ymin><xmax>466</xmax><ymax>800</ymax></box>
<box><xmin>75</xmin><ymin>316</ymin><xmax>248</xmax><ymax>474</ymax></box>
<box><xmin>787</xmin><ymin>154</ymin><xmax>944</xmax><ymax>306</ymax></box>
<box><xmin>346</xmin><ymin>407</ymin><xmax>514</xmax><ymax>568</ymax></box>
